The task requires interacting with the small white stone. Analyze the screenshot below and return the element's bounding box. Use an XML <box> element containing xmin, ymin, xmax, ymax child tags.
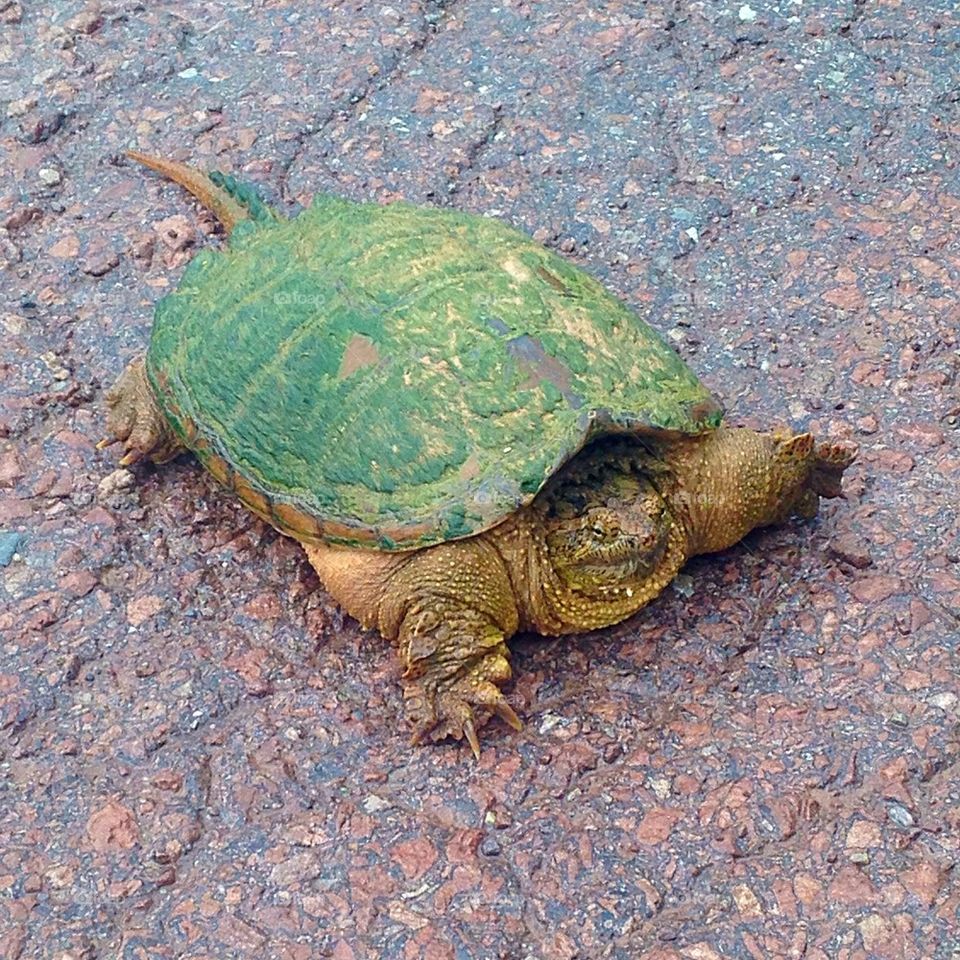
<box><xmin>738</xmin><ymin>4</ymin><xmax>757</xmax><ymax>21</ymax></box>
<box><xmin>6</xmin><ymin>94</ymin><xmax>37</xmax><ymax>118</ymax></box>
<box><xmin>177</xmin><ymin>67</ymin><xmax>198</xmax><ymax>79</ymax></box>
<box><xmin>929</xmin><ymin>691</ymin><xmax>958</xmax><ymax>712</ymax></box>
<box><xmin>672</xmin><ymin>573</ymin><xmax>695</xmax><ymax>597</ymax></box>
<box><xmin>97</xmin><ymin>468</ymin><xmax>135</xmax><ymax>499</ymax></box>
<box><xmin>38</xmin><ymin>167</ymin><xmax>62</xmax><ymax>186</ymax></box>
<box><xmin>538</xmin><ymin>713</ymin><xmax>565</xmax><ymax>734</ymax></box>
<box><xmin>649</xmin><ymin>777</ymin><xmax>671</xmax><ymax>800</ymax></box>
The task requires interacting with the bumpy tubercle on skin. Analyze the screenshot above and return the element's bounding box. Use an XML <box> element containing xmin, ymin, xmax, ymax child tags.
<box><xmin>662</xmin><ymin>428</ymin><xmax>827</xmax><ymax>556</ymax></box>
<box><xmin>304</xmin><ymin>426</ymin><xmax>847</xmax><ymax>752</ymax></box>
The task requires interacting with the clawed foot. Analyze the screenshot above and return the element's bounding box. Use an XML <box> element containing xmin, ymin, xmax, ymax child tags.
<box><xmin>97</xmin><ymin>358</ymin><xmax>183</xmax><ymax>465</ymax></box>
<box><xmin>404</xmin><ymin>649</ymin><xmax>523</xmax><ymax>760</ymax></box>
<box><xmin>811</xmin><ymin>439</ymin><xmax>858</xmax><ymax>498</ymax></box>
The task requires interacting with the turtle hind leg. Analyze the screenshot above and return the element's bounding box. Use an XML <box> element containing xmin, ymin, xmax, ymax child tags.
<box><xmin>98</xmin><ymin>357</ymin><xmax>184</xmax><ymax>466</ymax></box>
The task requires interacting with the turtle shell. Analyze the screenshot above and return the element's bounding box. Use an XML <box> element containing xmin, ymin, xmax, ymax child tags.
<box><xmin>146</xmin><ymin>194</ymin><xmax>723</xmax><ymax>550</ymax></box>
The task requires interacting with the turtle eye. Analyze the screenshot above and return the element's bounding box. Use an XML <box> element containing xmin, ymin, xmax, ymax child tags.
<box><xmin>590</xmin><ymin>520</ymin><xmax>609</xmax><ymax>541</ymax></box>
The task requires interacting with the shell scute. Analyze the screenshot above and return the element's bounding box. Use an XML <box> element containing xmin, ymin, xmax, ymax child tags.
<box><xmin>146</xmin><ymin>195</ymin><xmax>722</xmax><ymax>549</ymax></box>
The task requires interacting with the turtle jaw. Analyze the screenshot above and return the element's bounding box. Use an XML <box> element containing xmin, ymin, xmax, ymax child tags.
<box><xmin>542</xmin><ymin>468</ymin><xmax>675</xmax><ymax>599</ymax></box>
<box><xmin>546</xmin><ymin>508</ymin><xmax>673</xmax><ymax>599</ymax></box>
<box><xmin>98</xmin><ymin>356</ymin><xmax>185</xmax><ymax>466</ymax></box>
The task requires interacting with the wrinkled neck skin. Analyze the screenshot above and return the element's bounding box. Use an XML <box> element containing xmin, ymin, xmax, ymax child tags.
<box><xmin>490</xmin><ymin>428</ymin><xmax>817</xmax><ymax>636</ymax></box>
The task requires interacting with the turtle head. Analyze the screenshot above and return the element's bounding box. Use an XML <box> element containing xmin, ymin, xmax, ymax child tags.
<box><xmin>541</xmin><ymin>452</ymin><xmax>673</xmax><ymax>598</ymax></box>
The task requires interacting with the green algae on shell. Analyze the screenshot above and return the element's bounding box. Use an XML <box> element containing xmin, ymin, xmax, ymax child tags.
<box><xmin>146</xmin><ymin>193</ymin><xmax>723</xmax><ymax>549</ymax></box>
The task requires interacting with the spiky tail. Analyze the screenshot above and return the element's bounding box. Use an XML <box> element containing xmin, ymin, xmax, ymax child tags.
<box><xmin>126</xmin><ymin>150</ymin><xmax>279</xmax><ymax>236</ymax></box>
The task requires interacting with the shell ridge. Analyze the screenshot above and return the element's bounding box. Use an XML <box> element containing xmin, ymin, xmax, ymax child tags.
<box><xmin>148</xmin><ymin>195</ymin><xmax>722</xmax><ymax>549</ymax></box>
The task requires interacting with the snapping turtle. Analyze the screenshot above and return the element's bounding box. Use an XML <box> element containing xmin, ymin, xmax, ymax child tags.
<box><xmin>101</xmin><ymin>151</ymin><xmax>855</xmax><ymax>757</ymax></box>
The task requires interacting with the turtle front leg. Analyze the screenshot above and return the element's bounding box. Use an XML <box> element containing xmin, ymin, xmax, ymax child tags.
<box><xmin>304</xmin><ymin>537</ymin><xmax>524</xmax><ymax>758</ymax></box>
<box><xmin>98</xmin><ymin>357</ymin><xmax>185</xmax><ymax>465</ymax></box>
<box><xmin>400</xmin><ymin>601</ymin><xmax>522</xmax><ymax>758</ymax></box>
<box><xmin>666</xmin><ymin>427</ymin><xmax>857</xmax><ymax>556</ymax></box>
<box><xmin>382</xmin><ymin>540</ymin><xmax>524</xmax><ymax>759</ymax></box>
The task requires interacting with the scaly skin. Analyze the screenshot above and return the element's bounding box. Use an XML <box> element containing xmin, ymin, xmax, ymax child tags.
<box><xmin>101</xmin><ymin>153</ymin><xmax>857</xmax><ymax>757</ymax></box>
<box><xmin>303</xmin><ymin>429</ymin><xmax>854</xmax><ymax>755</ymax></box>
<box><xmin>125</xmin><ymin>151</ymin><xmax>251</xmax><ymax>235</ymax></box>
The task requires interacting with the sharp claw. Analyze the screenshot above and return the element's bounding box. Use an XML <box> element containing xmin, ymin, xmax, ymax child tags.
<box><xmin>495</xmin><ymin>699</ymin><xmax>523</xmax><ymax>732</ymax></box>
<box><xmin>463</xmin><ymin>717</ymin><xmax>481</xmax><ymax>761</ymax></box>
<box><xmin>119</xmin><ymin>451</ymin><xmax>140</xmax><ymax>467</ymax></box>
<box><xmin>95</xmin><ymin>437</ymin><xmax>115</xmax><ymax>450</ymax></box>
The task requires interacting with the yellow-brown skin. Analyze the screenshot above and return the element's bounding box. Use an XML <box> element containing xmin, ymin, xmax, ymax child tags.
<box><xmin>305</xmin><ymin>429</ymin><xmax>850</xmax><ymax>755</ymax></box>
<box><xmin>101</xmin><ymin>154</ymin><xmax>857</xmax><ymax>756</ymax></box>
<box><xmin>101</xmin><ymin>363</ymin><xmax>855</xmax><ymax>757</ymax></box>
